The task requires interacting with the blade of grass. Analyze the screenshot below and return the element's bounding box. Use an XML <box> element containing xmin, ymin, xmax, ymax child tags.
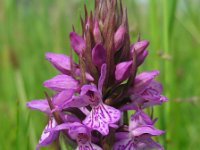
<box><xmin>162</xmin><ymin>0</ymin><xmax>176</xmax><ymax>149</ymax></box>
<box><xmin>15</xmin><ymin>70</ymin><xmax>37</xmax><ymax>150</ymax></box>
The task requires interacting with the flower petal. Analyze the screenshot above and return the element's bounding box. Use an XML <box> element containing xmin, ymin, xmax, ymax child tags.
<box><xmin>62</xmin><ymin>95</ymin><xmax>89</xmax><ymax>109</ymax></box>
<box><xmin>52</xmin><ymin>90</ymin><xmax>74</xmax><ymax>106</ymax></box>
<box><xmin>70</xmin><ymin>32</ymin><xmax>86</xmax><ymax>55</ymax></box>
<box><xmin>115</xmin><ymin>60</ymin><xmax>133</xmax><ymax>81</ymax></box>
<box><xmin>43</xmin><ymin>75</ymin><xmax>79</xmax><ymax>92</ymax></box>
<box><xmin>36</xmin><ymin>118</ymin><xmax>58</xmax><ymax>150</ymax></box>
<box><xmin>143</xmin><ymin>138</ymin><xmax>164</xmax><ymax>150</ymax></box>
<box><xmin>129</xmin><ymin>111</ymin><xmax>153</xmax><ymax>131</ymax></box>
<box><xmin>26</xmin><ymin>99</ymin><xmax>50</xmax><ymax>114</ymax></box>
<box><xmin>92</xmin><ymin>44</ymin><xmax>106</xmax><ymax>68</ymax></box>
<box><xmin>131</xmin><ymin>70</ymin><xmax>160</xmax><ymax>93</ymax></box>
<box><xmin>45</xmin><ymin>52</ymin><xmax>74</xmax><ymax>74</ymax></box>
<box><xmin>83</xmin><ymin>103</ymin><xmax>120</xmax><ymax>135</ymax></box>
<box><xmin>131</xmin><ymin>125</ymin><xmax>164</xmax><ymax>137</ymax></box>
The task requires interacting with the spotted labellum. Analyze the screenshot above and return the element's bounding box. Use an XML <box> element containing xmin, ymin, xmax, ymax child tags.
<box><xmin>27</xmin><ymin>0</ymin><xmax>167</xmax><ymax>149</ymax></box>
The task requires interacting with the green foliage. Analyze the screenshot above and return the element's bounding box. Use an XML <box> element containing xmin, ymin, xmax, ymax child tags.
<box><xmin>0</xmin><ymin>0</ymin><xmax>200</xmax><ymax>149</ymax></box>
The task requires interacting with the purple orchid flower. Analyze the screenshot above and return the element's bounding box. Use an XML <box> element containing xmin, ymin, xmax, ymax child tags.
<box><xmin>120</xmin><ymin>70</ymin><xmax>168</xmax><ymax>111</ymax></box>
<box><xmin>62</xmin><ymin>64</ymin><xmax>121</xmax><ymax>135</ymax></box>
<box><xmin>46</xmin><ymin>122</ymin><xmax>102</xmax><ymax>150</ymax></box>
<box><xmin>81</xmin><ymin>64</ymin><xmax>121</xmax><ymax>135</ymax></box>
<box><xmin>27</xmin><ymin>91</ymin><xmax>80</xmax><ymax>150</ymax></box>
<box><xmin>113</xmin><ymin>111</ymin><xmax>164</xmax><ymax>150</ymax></box>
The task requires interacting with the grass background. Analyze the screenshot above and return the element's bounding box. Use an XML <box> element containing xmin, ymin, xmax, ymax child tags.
<box><xmin>0</xmin><ymin>0</ymin><xmax>200</xmax><ymax>149</ymax></box>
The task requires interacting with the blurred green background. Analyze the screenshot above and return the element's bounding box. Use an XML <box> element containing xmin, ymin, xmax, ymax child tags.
<box><xmin>0</xmin><ymin>0</ymin><xmax>200</xmax><ymax>149</ymax></box>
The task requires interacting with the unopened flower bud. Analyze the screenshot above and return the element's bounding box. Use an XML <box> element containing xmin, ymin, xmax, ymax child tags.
<box><xmin>70</xmin><ymin>32</ymin><xmax>86</xmax><ymax>55</ymax></box>
<box><xmin>130</xmin><ymin>40</ymin><xmax>149</xmax><ymax>55</ymax></box>
<box><xmin>115</xmin><ymin>60</ymin><xmax>133</xmax><ymax>81</ymax></box>
<box><xmin>92</xmin><ymin>44</ymin><xmax>106</xmax><ymax>69</ymax></box>
<box><xmin>137</xmin><ymin>50</ymin><xmax>148</xmax><ymax>66</ymax></box>
<box><xmin>114</xmin><ymin>25</ymin><xmax>126</xmax><ymax>51</ymax></box>
<box><xmin>93</xmin><ymin>21</ymin><xmax>102</xmax><ymax>44</ymax></box>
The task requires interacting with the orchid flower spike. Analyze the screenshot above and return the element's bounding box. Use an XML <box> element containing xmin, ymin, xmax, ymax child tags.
<box><xmin>27</xmin><ymin>0</ymin><xmax>167</xmax><ymax>149</ymax></box>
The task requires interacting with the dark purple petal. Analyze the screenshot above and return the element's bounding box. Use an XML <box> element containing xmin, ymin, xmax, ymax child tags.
<box><xmin>45</xmin><ymin>52</ymin><xmax>74</xmax><ymax>74</ymax></box>
<box><xmin>36</xmin><ymin>118</ymin><xmax>58</xmax><ymax>150</ymax></box>
<box><xmin>114</xmin><ymin>25</ymin><xmax>126</xmax><ymax>51</ymax></box>
<box><xmin>26</xmin><ymin>99</ymin><xmax>50</xmax><ymax>114</ymax></box>
<box><xmin>83</xmin><ymin>103</ymin><xmax>120</xmax><ymax>135</ymax></box>
<box><xmin>92</xmin><ymin>44</ymin><xmax>106</xmax><ymax>68</ymax></box>
<box><xmin>70</xmin><ymin>32</ymin><xmax>86</xmax><ymax>55</ymax></box>
<box><xmin>43</xmin><ymin>75</ymin><xmax>79</xmax><ymax>92</ymax></box>
<box><xmin>115</xmin><ymin>60</ymin><xmax>133</xmax><ymax>81</ymax></box>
